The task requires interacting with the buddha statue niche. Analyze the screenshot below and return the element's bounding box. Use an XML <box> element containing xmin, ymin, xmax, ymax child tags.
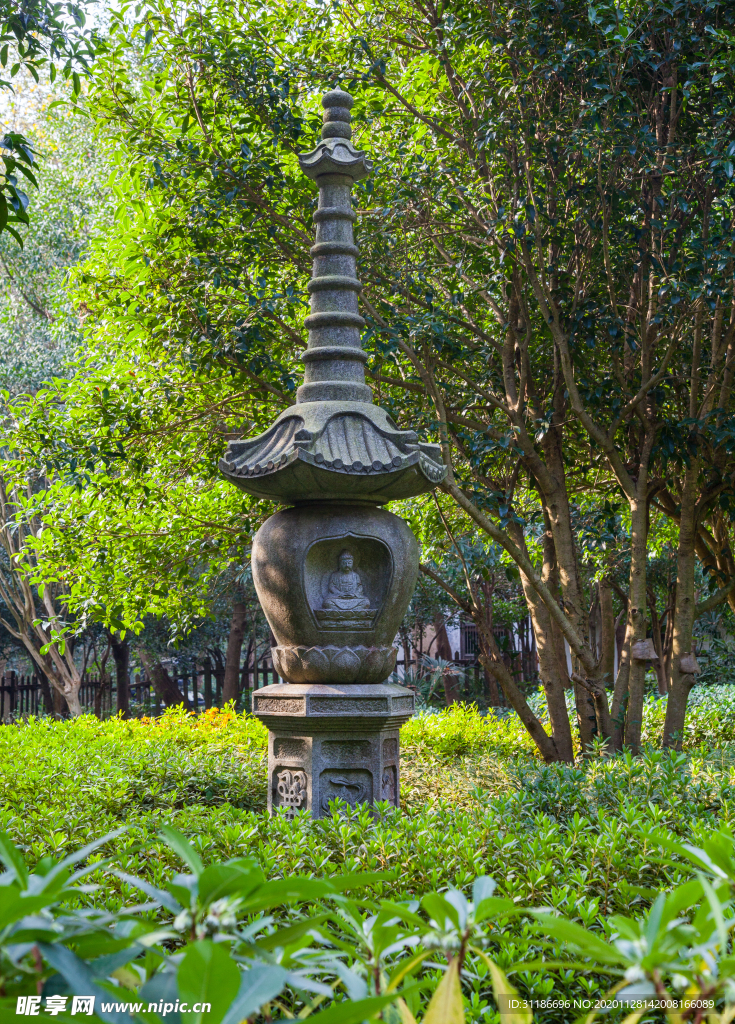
<box><xmin>315</xmin><ymin>549</ymin><xmax>374</xmax><ymax>628</ymax></box>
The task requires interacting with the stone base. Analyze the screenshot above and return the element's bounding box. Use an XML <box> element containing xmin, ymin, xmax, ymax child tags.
<box><xmin>252</xmin><ymin>682</ymin><xmax>414</xmax><ymax>818</ymax></box>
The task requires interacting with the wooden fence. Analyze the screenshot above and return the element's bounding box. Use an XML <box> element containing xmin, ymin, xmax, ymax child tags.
<box><xmin>0</xmin><ymin>649</ymin><xmax>530</xmax><ymax>720</ymax></box>
<box><xmin>0</xmin><ymin>654</ymin><xmax>283</xmax><ymax>722</ymax></box>
<box><xmin>0</xmin><ymin>673</ymin><xmax>154</xmax><ymax>721</ymax></box>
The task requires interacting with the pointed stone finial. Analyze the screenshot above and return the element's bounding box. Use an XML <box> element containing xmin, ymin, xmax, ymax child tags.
<box><xmin>321</xmin><ymin>88</ymin><xmax>354</xmax><ymax>139</ymax></box>
<box><xmin>218</xmin><ymin>87</ymin><xmax>447</xmax><ymax>503</ymax></box>
<box><xmin>298</xmin><ymin>87</ymin><xmax>372</xmax><ymax>181</ymax></box>
<box><xmin>296</xmin><ymin>87</ymin><xmax>372</xmax><ymax>404</ymax></box>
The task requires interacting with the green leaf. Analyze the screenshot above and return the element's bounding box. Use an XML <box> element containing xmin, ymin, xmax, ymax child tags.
<box><xmin>530</xmin><ymin>913</ymin><xmax>624</xmax><ymax>965</ymax></box>
<box><xmin>421</xmin><ymin>892</ymin><xmax>460</xmax><ymax>929</ymax></box>
<box><xmin>160</xmin><ymin>825</ymin><xmax>204</xmax><ymax>877</ymax></box>
<box><xmin>113</xmin><ymin>870</ymin><xmax>183</xmax><ymax>913</ymax></box>
<box><xmin>178</xmin><ymin>941</ymin><xmax>241</xmax><ymax>1024</ymax></box>
<box><xmin>0</xmin><ymin>830</ymin><xmax>29</xmax><ymax>887</ymax></box>
<box><xmin>472</xmin><ymin>876</ymin><xmax>496</xmax><ymax>906</ymax></box>
<box><xmin>0</xmin><ymin>889</ymin><xmax>62</xmax><ymax>928</ymax></box>
<box><xmin>242</xmin><ymin>876</ymin><xmax>359</xmax><ymax>913</ymax></box>
<box><xmin>197</xmin><ymin>859</ymin><xmax>264</xmax><ymax>907</ymax></box>
<box><xmin>256</xmin><ymin>912</ymin><xmax>330</xmax><ymax>952</ymax></box>
<box><xmin>423</xmin><ymin>957</ymin><xmax>464</xmax><ymax>1024</ymax></box>
<box><xmin>470</xmin><ymin>948</ymin><xmax>532</xmax><ymax>1024</ymax></box>
<box><xmin>304</xmin><ymin>993</ymin><xmax>405</xmax><ymax>1023</ymax></box>
<box><xmin>39</xmin><ymin>944</ymin><xmax>139</xmax><ymax>1024</ymax></box>
<box><xmin>219</xmin><ymin>963</ymin><xmax>288</xmax><ymax>1024</ymax></box>
<box><xmin>3</xmin><ymin>224</ymin><xmax>22</xmax><ymax>247</ymax></box>
<box><xmin>14</xmin><ymin>161</ymin><xmax>38</xmax><ymax>188</ymax></box>
<box><xmin>474</xmin><ymin>895</ymin><xmax>517</xmax><ymax>922</ymax></box>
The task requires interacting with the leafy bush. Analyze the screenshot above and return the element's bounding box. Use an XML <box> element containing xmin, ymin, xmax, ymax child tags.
<box><xmin>641</xmin><ymin>685</ymin><xmax>735</xmax><ymax>748</ymax></box>
<box><xmin>1</xmin><ymin>695</ymin><xmax>734</xmax><ymax>1019</ymax></box>
<box><xmin>401</xmin><ymin>702</ymin><xmax>537</xmax><ymax>758</ymax></box>
<box><xmin>3</xmin><ymin>820</ymin><xmax>735</xmax><ymax>1022</ymax></box>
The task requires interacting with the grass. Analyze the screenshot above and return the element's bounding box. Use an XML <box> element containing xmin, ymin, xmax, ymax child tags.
<box><xmin>2</xmin><ymin>688</ymin><xmax>735</xmax><ymax>1021</ymax></box>
<box><xmin>2</xmin><ymin>690</ymin><xmax>734</xmax><ymax>911</ymax></box>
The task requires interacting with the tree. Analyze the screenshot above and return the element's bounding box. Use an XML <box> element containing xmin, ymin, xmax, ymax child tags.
<box><xmin>0</xmin><ymin>79</ymin><xmax>109</xmax><ymax>393</ymax></box>
<box><xmin>13</xmin><ymin>0</ymin><xmax>735</xmax><ymax>755</ymax></box>
<box><xmin>0</xmin><ymin>477</ymin><xmax>84</xmax><ymax>714</ymax></box>
<box><xmin>0</xmin><ymin>0</ymin><xmax>97</xmax><ymax>241</ymax></box>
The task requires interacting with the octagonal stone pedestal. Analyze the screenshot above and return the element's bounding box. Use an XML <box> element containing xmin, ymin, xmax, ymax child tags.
<box><xmin>253</xmin><ymin>682</ymin><xmax>414</xmax><ymax>817</ymax></box>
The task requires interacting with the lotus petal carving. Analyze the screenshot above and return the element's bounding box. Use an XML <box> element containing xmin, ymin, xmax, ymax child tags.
<box><xmin>272</xmin><ymin>645</ymin><xmax>397</xmax><ymax>684</ymax></box>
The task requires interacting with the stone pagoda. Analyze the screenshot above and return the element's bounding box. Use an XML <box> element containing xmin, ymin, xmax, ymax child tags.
<box><xmin>220</xmin><ymin>88</ymin><xmax>446</xmax><ymax>817</ymax></box>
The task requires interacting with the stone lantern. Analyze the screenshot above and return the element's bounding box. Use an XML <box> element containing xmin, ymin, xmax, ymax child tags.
<box><xmin>220</xmin><ymin>88</ymin><xmax>446</xmax><ymax>817</ymax></box>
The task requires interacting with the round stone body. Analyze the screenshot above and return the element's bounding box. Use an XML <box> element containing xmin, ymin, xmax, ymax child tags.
<box><xmin>252</xmin><ymin>502</ymin><xmax>418</xmax><ymax>684</ymax></box>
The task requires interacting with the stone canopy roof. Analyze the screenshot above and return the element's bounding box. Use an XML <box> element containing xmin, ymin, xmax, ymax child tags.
<box><xmin>220</xmin><ymin>87</ymin><xmax>446</xmax><ymax>506</ymax></box>
<box><xmin>220</xmin><ymin>400</ymin><xmax>445</xmax><ymax>504</ymax></box>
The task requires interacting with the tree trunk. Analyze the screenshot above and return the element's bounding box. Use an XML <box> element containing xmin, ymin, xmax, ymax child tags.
<box><xmin>13</xmin><ymin>634</ymin><xmax>81</xmax><ymax>717</ymax></box>
<box><xmin>62</xmin><ymin>685</ymin><xmax>82</xmax><ymax>717</ymax></box>
<box><xmin>623</xmin><ymin>495</ymin><xmax>650</xmax><ymax>753</ymax></box>
<box><xmin>647</xmin><ymin>590</ymin><xmax>668</xmax><ymax>696</ymax></box>
<box><xmin>611</xmin><ymin>633</ymin><xmax>630</xmax><ymax>751</ymax></box>
<box><xmin>239</xmin><ymin>636</ymin><xmax>254</xmax><ymax>694</ymax></box>
<box><xmin>477</xmin><ymin>582</ymin><xmax>501</xmax><ymax>706</ymax></box>
<box><xmin>599</xmin><ymin>580</ymin><xmax>616</xmax><ymax>690</ymax></box>
<box><xmin>223</xmin><ymin>600</ymin><xmax>248</xmax><ymax>705</ymax></box>
<box><xmin>38</xmin><ymin>673</ymin><xmax>55</xmax><ymax>717</ymax></box>
<box><xmin>478</xmin><ymin>644</ymin><xmax>560</xmax><ymax>762</ymax></box>
<box><xmin>47</xmin><ymin>677</ymin><xmax>67</xmax><ymax>717</ymax></box>
<box><xmin>433</xmin><ymin>613</ymin><xmax>460</xmax><ymax>704</ymax></box>
<box><xmin>139</xmin><ymin>649</ymin><xmax>191</xmax><ymax>710</ymax></box>
<box><xmin>210</xmin><ymin>647</ymin><xmax>226</xmax><ymax>704</ymax></box>
<box><xmin>663</xmin><ymin>580</ymin><xmax>676</xmax><ymax>685</ymax></box>
<box><xmin>482</xmin><ymin>661</ymin><xmax>501</xmax><ymax>706</ymax></box>
<box><xmin>539</xmin><ymin>434</ymin><xmax>598</xmax><ymax>749</ymax></box>
<box><xmin>508</xmin><ymin>519</ymin><xmax>575</xmax><ymax>761</ymax></box>
<box><xmin>94</xmin><ymin>672</ymin><xmax>111</xmax><ymax>718</ymax></box>
<box><xmin>573</xmin><ymin>680</ymin><xmax>597</xmax><ymax>753</ymax></box>
<box><xmin>399</xmin><ymin>626</ymin><xmax>412</xmax><ymax>680</ymax></box>
<box><xmin>663</xmin><ymin>460</ymin><xmax>699</xmax><ymax>748</ymax></box>
<box><xmin>615</xmin><ymin>610</ymin><xmax>627</xmax><ymax>675</ymax></box>
<box><xmin>204</xmin><ymin>659</ymin><xmax>213</xmax><ymax>709</ymax></box>
<box><xmin>110</xmin><ymin>634</ymin><xmax>130</xmax><ymax>718</ymax></box>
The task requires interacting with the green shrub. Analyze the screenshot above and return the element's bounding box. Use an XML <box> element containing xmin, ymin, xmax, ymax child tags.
<box><xmin>641</xmin><ymin>684</ymin><xmax>735</xmax><ymax>748</ymax></box>
<box><xmin>401</xmin><ymin>703</ymin><xmax>538</xmax><ymax>758</ymax></box>
<box><xmin>0</xmin><ymin>704</ymin><xmax>732</xmax><ymax>916</ymax></box>
<box><xmin>2</xmin><ymin>821</ymin><xmax>735</xmax><ymax>1022</ymax></box>
<box><xmin>0</xmin><ymin>692</ymin><xmax>734</xmax><ymax>1020</ymax></box>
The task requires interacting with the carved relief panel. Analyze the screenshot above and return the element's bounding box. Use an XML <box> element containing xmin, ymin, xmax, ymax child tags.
<box><xmin>321</xmin><ymin>739</ymin><xmax>372</xmax><ymax>761</ymax></box>
<box><xmin>381</xmin><ymin>766</ymin><xmax>397</xmax><ymax>805</ymax></box>
<box><xmin>274</xmin><ymin>769</ymin><xmax>308</xmax><ymax>818</ymax></box>
<box><xmin>319</xmin><ymin>769</ymin><xmax>373</xmax><ymax>812</ymax></box>
<box><xmin>274</xmin><ymin>738</ymin><xmax>308</xmax><ymax>760</ymax></box>
<box><xmin>304</xmin><ymin>535</ymin><xmax>392</xmax><ymax>632</ymax></box>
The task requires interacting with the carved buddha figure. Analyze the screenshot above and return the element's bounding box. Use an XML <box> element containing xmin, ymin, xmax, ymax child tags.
<box><xmin>322</xmin><ymin>550</ymin><xmax>370</xmax><ymax>611</ymax></box>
